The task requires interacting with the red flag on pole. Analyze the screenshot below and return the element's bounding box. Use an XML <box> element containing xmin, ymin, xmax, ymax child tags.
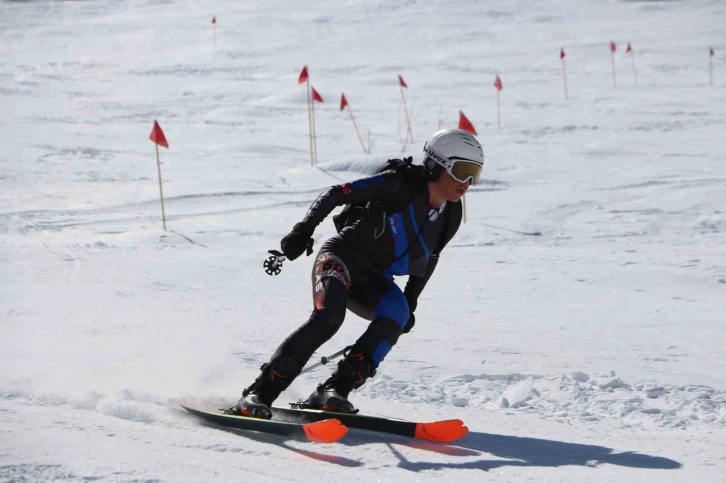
<box><xmin>311</xmin><ymin>87</ymin><xmax>324</xmax><ymax>103</ymax></box>
<box><xmin>299</xmin><ymin>67</ymin><xmax>313</xmax><ymax>165</ymax></box>
<box><xmin>710</xmin><ymin>47</ymin><xmax>715</xmax><ymax>57</ymax></box>
<box><xmin>211</xmin><ymin>16</ymin><xmax>218</xmax><ymax>50</ymax></box>
<box><xmin>340</xmin><ymin>93</ymin><xmax>368</xmax><ymax>154</ymax></box>
<box><xmin>149</xmin><ymin>120</ymin><xmax>169</xmax><ymax>230</ymax></box>
<box><xmin>298</xmin><ymin>66</ymin><xmax>309</xmax><ymax>84</ymax></box>
<box><xmin>493</xmin><ymin>75</ymin><xmax>503</xmax><ymax>127</ymax></box>
<box><xmin>626</xmin><ymin>43</ymin><xmax>638</xmax><ymax>84</ymax></box>
<box><xmin>398</xmin><ymin>75</ymin><xmax>412</xmax><ymax>143</ymax></box>
<box><xmin>494</xmin><ymin>74</ymin><xmax>503</xmax><ymax>91</ymax></box>
<box><xmin>310</xmin><ymin>87</ymin><xmax>322</xmax><ymax>164</ymax></box>
<box><xmin>610</xmin><ymin>41</ymin><xmax>618</xmax><ymax>87</ymax></box>
<box><xmin>560</xmin><ymin>48</ymin><xmax>569</xmax><ymax>99</ymax></box>
<box><xmin>458</xmin><ymin>111</ymin><xmax>477</xmax><ymax>136</ymax></box>
<box><xmin>149</xmin><ymin>120</ymin><xmax>169</xmax><ymax>148</ymax></box>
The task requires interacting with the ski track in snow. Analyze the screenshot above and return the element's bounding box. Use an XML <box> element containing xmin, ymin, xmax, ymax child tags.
<box><xmin>2</xmin><ymin>367</ymin><xmax>724</xmax><ymax>436</ymax></box>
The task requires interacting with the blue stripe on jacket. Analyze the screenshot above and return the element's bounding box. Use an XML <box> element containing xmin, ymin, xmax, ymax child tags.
<box><xmin>388</xmin><ymin>213</ymin><xmax>409</xmax><ymax>275</ymax></box>
<box><xmin>408</xmin><ymin>204</ymin><xmax>430</xmax><ymax>261</ymax></box>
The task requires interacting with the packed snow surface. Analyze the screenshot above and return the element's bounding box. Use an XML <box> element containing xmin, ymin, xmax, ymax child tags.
<box><xmin>1</xmin><ymin>0</ymin><xmax>724</xmax><ymax>481</ymax></box>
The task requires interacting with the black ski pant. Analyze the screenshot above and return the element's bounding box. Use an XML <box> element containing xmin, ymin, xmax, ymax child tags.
<box><xmin>267</xmin><ymin>237</ymin><xmax>410</xmax><ymax>383</ymax></box>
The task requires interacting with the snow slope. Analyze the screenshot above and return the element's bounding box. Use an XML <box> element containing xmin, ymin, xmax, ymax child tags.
<box><xmin>1</xmin><ymin>0</ymin><xmax>725</xmax><ymax>481</ymax></box>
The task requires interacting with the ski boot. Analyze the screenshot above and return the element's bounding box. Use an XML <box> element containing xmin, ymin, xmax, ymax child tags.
<box><xmin>229</xmin><ymin>356</ymin><xmax>301</xmax><ymax>419</ymax></box>
<box><xmin>302</xmin><ymin>352</ymin><xmax>376</xmax><ymax>413</ymax></box>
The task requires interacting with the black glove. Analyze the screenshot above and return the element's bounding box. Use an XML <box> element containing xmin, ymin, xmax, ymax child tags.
<box><xmin>280</xmin><ymin>222</ymin><xmax>315</xmax><ymax>261</ymax></box>
<box><xmin>402</xmin><ymin>311</ymin><xmax>415</xmax><ymax>333</ymax></box>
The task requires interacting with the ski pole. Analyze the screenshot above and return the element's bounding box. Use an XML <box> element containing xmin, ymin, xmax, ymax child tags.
<box><xmin>263</xmin><ymin>250</ymin><xmax>286</xmax><ymax>276</ymax></box>
<box><xmin>300</xmin><ymin>346</ymin><xmax>351</xmax><ymax>374</ymax></box>
<box><xmin>263</xmin><ymin>242</ymin><xmax>313</xmax><ymax>276</ymax></box>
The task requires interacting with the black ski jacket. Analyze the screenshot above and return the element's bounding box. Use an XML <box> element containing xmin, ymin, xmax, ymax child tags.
<box><xmin>300</xmin><ymin>167</ymin><xmax>462</xmax><ymax>311</ymax></box>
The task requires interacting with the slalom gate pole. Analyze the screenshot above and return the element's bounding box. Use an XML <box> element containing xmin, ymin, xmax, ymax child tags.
<box><xmin>155</xmin><ymin>144</ymin><xmax>167</xmax><ymax>231</ymax></box>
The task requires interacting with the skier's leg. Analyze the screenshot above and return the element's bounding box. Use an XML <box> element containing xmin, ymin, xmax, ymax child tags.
<box><xmin>303</xmin><ymin>276</ymin><xmax>409</xmax><ymax>412</ymax></box>
<box><xmin>347</xmin><ymin>277</ymin><xmax>409</xmax><ymax>365</ymax></box>
<box><xmin>233</xmin><ymin>250</ymin><xmax>353</xmax><ymax>418</ymax></box>
<box><xmin>264</xmin><ymin>273</ymin><xmax>349</xmax><ymax>381</ymax></box>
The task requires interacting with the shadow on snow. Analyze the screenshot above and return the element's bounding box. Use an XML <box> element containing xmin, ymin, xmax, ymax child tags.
<box><xmin>382</xmin><ymin>430</ymin><xmax>682</xmax><ymax>472</ymax></box>
<box><xmin>186</xmin><ymin>413</ymin><xmax>681</xmax><ymax>472</ymax></box>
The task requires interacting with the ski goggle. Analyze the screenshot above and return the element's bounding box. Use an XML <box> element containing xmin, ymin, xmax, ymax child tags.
<box><xmin>424</xmin><ymin>145</ymin><xmax>483</xmax><ymax>185</ymax></box>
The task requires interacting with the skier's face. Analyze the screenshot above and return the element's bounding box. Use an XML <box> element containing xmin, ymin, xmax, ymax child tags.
<box><xmin>438</xmin><ymin>170</ymin><xmax>470</xmax><ymax>202</ymax></box>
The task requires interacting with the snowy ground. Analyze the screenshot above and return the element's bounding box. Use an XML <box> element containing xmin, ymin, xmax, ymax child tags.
<box><xmin>1</xmin><ymin>0</ymin><xmax>725</xmax><ymax>481</ymax></box>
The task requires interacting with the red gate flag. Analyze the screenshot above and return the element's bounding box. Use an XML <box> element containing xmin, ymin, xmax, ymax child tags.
<box><xmin>398</xmin><ymin>75</ymin><xmax>408</xmax><ymax>88</ymax></box>
<box><xmin>458</xmin><ymin>111</ymin><xmax>477</xmax><ymax>136</ymax></box>
<box><xmin>711</xmin><ymin>47</ymin><xmax>715</xmax><ymax>57</ymax></box>
<box><xmin>560</xmin><ymin>48</ymin><xmax>566</xmax><ymax>59</ymax></box>
<box><xmin>610</xmin><ymin>41</ymin><xmax>617</xmax><ymax>53</ymax></box>
<box><xmin>311</xmin><ymin>87</ymin><xmax>324</xmax><ymax>103</ymax></box>
<box><xmin>626</xmin><ymin>42</ymin><xmax>632</xmax><ymax>54</ymax></box>
<box><xmin>340</xmin><ymin>93</ymin><xmax>349</xmax><ymax>111</ymax></box>
<box><xmin>212</xmin><ymin>16</ymin><xmax>216</xmax><ymax>24</ymax></box>
<box><xmin>298</xmin><ymin>66</ymin><xmax>309</xmax><ymax>84</ymax></box>
<box><xmin>149</xmin><ymin>120</ymin><xmax>168</xmax><ymax>148</ymax></box>
<box><xmin>494</xmin><ymin>74</ymin><xmax>503</xmax><ymax>91</ymax></box>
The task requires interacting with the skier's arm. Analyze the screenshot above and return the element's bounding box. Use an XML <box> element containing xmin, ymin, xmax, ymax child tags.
<box><xmin>279</xmin><ymin>171</ymin><xmax>405</xmax><ymax>260</ymax></box>
<box><xmin>300</xmin><ymin>171</ymin><xmax>404</xmax><ymax>229</ymax></box>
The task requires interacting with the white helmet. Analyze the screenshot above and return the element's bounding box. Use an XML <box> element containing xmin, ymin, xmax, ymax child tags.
<box><xmin>422</xmin><ymin>129</ymin><xmax>484</xmax><ymax>185</ymax></box>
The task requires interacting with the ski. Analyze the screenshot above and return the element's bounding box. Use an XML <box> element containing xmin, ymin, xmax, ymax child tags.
<box><xmin>180</xmin><ymin>403</ymin><xmax>347</xmax><ymax>443</ymax></box>
<box><xmin>272</xmin><ymin>406</ymin><xmax>468</xmax><ymax>443</ymax></box>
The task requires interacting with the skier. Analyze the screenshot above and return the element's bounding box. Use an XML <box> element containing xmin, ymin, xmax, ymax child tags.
<box><xmin>232</xmin><ymin>128</ymin><xmax>485</xmax><ymax>419</ymax></box>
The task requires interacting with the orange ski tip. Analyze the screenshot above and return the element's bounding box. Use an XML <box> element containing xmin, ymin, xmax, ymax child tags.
<box><xmin>302</xmin><ymin>418</ymin><xmax>347</xmax><ymax>443</ymax></box>
<box><xmin>414</xmin><ymin>419</ymin><xmax>469</xmax><ymax>443</ymax></box>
